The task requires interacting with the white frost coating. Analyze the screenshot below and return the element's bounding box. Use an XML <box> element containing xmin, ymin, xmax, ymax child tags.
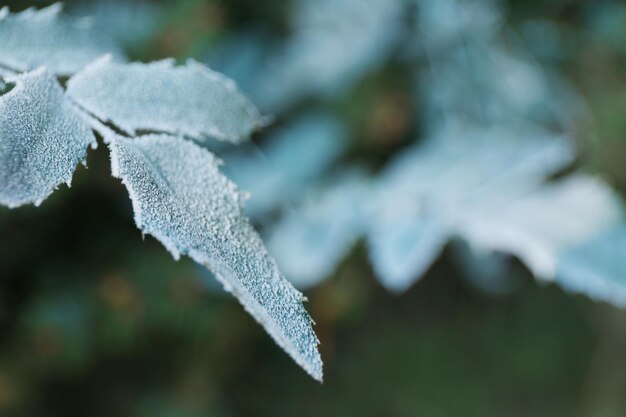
<box><xmin>0</xmin><ymin>68</ymin><xmax>96</xmax><ymax>207</ymax></box>
<box><xmin>266</xmin><ymin>171</ymin><xmax>368</xmax><ymax>289</ymax></box>
<box><xmin>108</xmin><ymin>134</ymin><xmax>323</xmax><ymax>381</ymax></box>
<box><xmin>368</xmin><ymin>120</ymin><xmax>576</xmax><ymax>291</ymax></box>
<box><xmin>0</xmin><ymin>4</ymin><xmax>125</xmax><ymax>76</ymax></box>
<box><xmin>67</xmin><ymin>56</ymin><xmax>268</xmax><ymax>143</ymax></box>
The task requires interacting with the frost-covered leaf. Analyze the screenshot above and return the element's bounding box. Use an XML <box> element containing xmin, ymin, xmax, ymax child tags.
<box><xmin>0</xmin><ymin>4</ymin><xmax>125</xmax><ymax>76</ymax></box>
<box><xmin>266</xmin><ymin>171</ymin><xmax>368</xmax><ymax>289</ymax></box>
<box><xmin>0</xmin><ymin>68</ymin><xmax>95</xmax><ymax>207</ymax></box>
<box><xmin>368</xmin><ymin>120</ymin><xmax>575</xmax><ymax>291</ymax></box>
<box><xmin>224</xmin><ymin>113</ymin><xmax>347</xmax><ymax>219</ymax></box>
<box><xmin>67</xmin><ymin>56</ymin><xmax>267</xmax><ymax>143</ymax></box>
<box><xmin>108</xmin><ymin>134</ymin><xmax>322</xmax><ymax>380</ymax></box>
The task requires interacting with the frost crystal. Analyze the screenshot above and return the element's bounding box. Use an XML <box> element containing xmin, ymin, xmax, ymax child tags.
<box><xmin>109</xmin><ymin>134</ymin><xmax>323</xmax><ymax>380</ymax></box>
<box><xmin>0</xmin><ymin>68</ymin><xmax>95</xmax><ymax>207</ymax></box>
<box><xmin>67</xmin><ymin>56</ymin><xmax>268</xmax><ymax>143</ymax></box>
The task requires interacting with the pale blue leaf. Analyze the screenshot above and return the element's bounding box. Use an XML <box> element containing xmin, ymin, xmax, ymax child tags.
<box><xmin>368</xmin><ymin>120</ymin><xmax>576</xmax><ymax>290</ymax></box>
<box><xmin>0</xmin><ymin>68</ymin><xmax>96</xmax><ymax>207</ymax></box>
<box><xmin>266</xmin><ymin>171</ymin><xmax>368</xmax><ymax>289</ymax></box>
<box><xmin>70</xmin><ymin>0</ymin><xmax>162</xmax><ymax>49</ymax></box>
<box><xmin>67</xmin><ymin>56</ymin><xmax>267</xmax><ymax>143</ymax></box>
<box><xmin>109</xmin><ymin>134</ymin><xmax>322</xmax><ymax>381</ymax></box>
<box><xmin>206</xmin><ymin>29</ymin><xmax>277</xmax><ymax>103</ymax></box>
<box><xmin>252</xmin><ymin>0</ymin><xmax>406</xmax><ymax>112</ymax></box>
<box><xmin>462</xmin><ymin>175</ymin><xmax>623</xmax><ymax>281</ymax></box>
<box><xmin>224</xmin><ymin>112</ymin><xmax>347</xmax><ymax>219</ymax></box>
<box><xmin>414</xmin><ymin>0</ymin><xmax>586</xmax><ymax>132</ymax></box>
<box><xmin>368</xmin><ymin>215</ymin><xmax>450</xmax><ymax>292</ymax></box>
<box><xmin>557</xmin><ymin>225</ymin><xmax>626</xmax><ymax>307</ymax></box>
<box><xmin>0</xmin><ymin>4</ymin><xmax>125</xmax><ymax>76</ymax></box>
<box><xmin>415</xmin><ymin>0</ymin><xmax>501</xmax><ymax>49</ymax></box>
<box><xmin>419</xmin><ymin>43</ymin><xmax>585</xmax><ymax>130</ymax></box>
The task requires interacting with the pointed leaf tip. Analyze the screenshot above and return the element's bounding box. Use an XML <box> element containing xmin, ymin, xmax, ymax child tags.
<box><xmin>108</xmin><ymin>134</ymin><xmax>322</xmax><ymax>380</ymax></box>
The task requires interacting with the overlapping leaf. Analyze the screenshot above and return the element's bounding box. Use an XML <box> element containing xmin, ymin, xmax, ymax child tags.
<box><xmin>460</xmin><ymin>174</ymin><xmax>623</xmax><ymax>280</ymax></box>
<box><xmin>67</xmin><ymin>57</ymin><xmax>267</xmax><ymax>143</ymax></box>
<box><xmin>224</xmin><ymin>113</ymin><xmax>347</xmax><ymax>219</ymax></box>
<box><xmin>557</xmin><ymin>225</ymin><xmax>626</xmax><ymax>307</ymax></box>
<box><xmin>0</xmin><ymin>4</ymin><xmax>124</xmax><ymax>76</ymax></box>
<box><xmin>266</xmin><ymin>171</ymin><xmax>368</xmax><ymax>289</ymax></box>
<box><xmin>69</xmin><ymin>0</ymin><xmax>162</xmax><ymax>49</ymax></box>
<box><xmin>211</xmin><ymin>0</ymin><xmax>406</xmax><ymax>112</ymax></box>
<box><xmin>108</xmin><ymin>134</ymin><xmax>323</xmax><ymax>381</ymax></box>
<box><xmin>367</xmin><ymin>121</ymin><xmax>576</xmax><ymax>291</ymax></box>
<box><xmin>0</xmin><ymin>68</ymin><xmax>95</xmax><ymax>207</ymax></box>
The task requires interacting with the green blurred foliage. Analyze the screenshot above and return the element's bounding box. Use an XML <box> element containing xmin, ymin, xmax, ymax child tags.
<box><xmin>1</xmin><ymin>0</ymin><xmax>626</xmax><ymax>416</ymax></box>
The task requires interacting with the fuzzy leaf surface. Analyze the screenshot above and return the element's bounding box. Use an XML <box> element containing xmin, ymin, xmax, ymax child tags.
<box><xmin>67</xmin><ymin>57</ymin><xmax>267</xmax><ymax>143</ymax></box>
<box><xmin>0</xmin><ymin>68</ymin><xmax>95</xmax><ymax>207</ymax></box>
<box><xmin>109</xmin><ymin>134</ymin><xmax>322</xmax><ymax>380</ymax></box>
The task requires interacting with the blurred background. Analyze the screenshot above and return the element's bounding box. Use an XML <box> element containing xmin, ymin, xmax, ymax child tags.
<box><xmin>2</xmin><ymin>0</ymin><xmax>626</xmax><ymax>415</ymax></box>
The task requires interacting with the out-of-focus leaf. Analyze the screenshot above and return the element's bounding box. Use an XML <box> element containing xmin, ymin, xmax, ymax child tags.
<box><xmin>414</xmin><ymin>0</ymin><xmax>501</xmax><ymax>49</ymax></box>
<box><xmin>0</xmin><ymin>68</ymin><xmax>96</xmax><ymax>208</ymax></box>
<box><xmin>108</xmin><ymin>134</ymin><xmax>322</xmax><ymax>381</ymax></box>
<box><xmin>368</xmin><ymin>120</ymin><xmax>575</xmax><ymax>291</ymax></box>
<box><xmin>66</xmin><ymin>56</ymin><xmax>267</xmax><ymax>143</ymax></box>
<box><xmin>414</xmin><ymin>0</ymin><xmax>587</xmax><ymax>132</ymax></box>
<box><xmin>70</xmin><ymin>0</ymin><xmax>162</xmax><ymax>49</ymax></box>
<box><xmin>0</xmin><ymin>4</ymin><xmax>125</xmax><ymax>76</ymax></box>
<box><xmin>368</xmin><ymin>120</ymin><xmax>626</xmax><ymax>305</ymax></box>
<box><xmin>420</xmin><ymin>42</ymin><xmax>584</xmax><ymax>130</ymax></box>
<box><xmin>557</xmin><ymin>225</ymin><xmax>626</xmax><ymax>307</ymax></box>
<box><xmin>206</xmin><ymin>29</ymin><xmax>277</xmax><ymax>102</ymax></box>
<box><xmin>463</xmin><ymin>175</ymin><xmax>623</xmax><ymax>281</ymax></box>
<box><xmin>251</xmin><ymin>0</ymin><xmax>406</xmax><ymax>112</ymax></box>
<box><xmin>266</xmin><ymin>171</ymin><xmax>368</xmax><ymax>289</ymax></box>
<box><xmin>368</xmin><ymin>214</ymin><xmax>450</xmax><ymax>292</ymax></box>
<box><xmin>224</xmin><ymin>112</ymin><xmax>347</xmax><ymax>219</ymax></box>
